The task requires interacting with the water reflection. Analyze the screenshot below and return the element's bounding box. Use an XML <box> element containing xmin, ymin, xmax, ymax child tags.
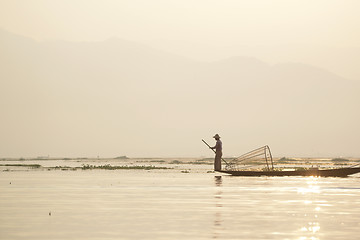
<box><xmin>298</xmin><ymin>178</ymin><xmax>321</xmax><ymax>195</ymax></box>
<box><xmin>214</xmin><ymin>176</ymin><xmax>222</xmax><ymax>187</ymax></box>
<box><xmin>2</xmin><ymin>166</ymin><xmax>360</xmax><ymax>240</ymax></box>
<box><xmin>297</xmin><ymin>177</ymin><xmax>321</xmax><ymax>240</ymax></box>
<box><xmin>213</xmin><ymin>176</ymin><xmax>223</xmax><ymax>239</ymax></box>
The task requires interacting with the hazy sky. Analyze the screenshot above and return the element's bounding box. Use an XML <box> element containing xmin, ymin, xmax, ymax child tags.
<box><xmin>2</xmin><ymin>0</ymin><xmax>360</xmax><ymax>80</ymax></box>
<box><xmin>1</xmin><ymin>0</ymin><xmax>359</xmax><ymax>47</ymax></box>
<box><xmin>1</xmin><ymin>1</ymin><xmax>360</xmax><ymax>158</ymax></box>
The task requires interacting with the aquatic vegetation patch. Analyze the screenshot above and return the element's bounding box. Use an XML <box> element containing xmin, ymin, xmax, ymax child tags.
<box><xmin>2</xmin><ymin>164</ymin><xmax>171</xmax><ymax>171</ymax></box>
<box><xmin>150</xmin><ymin>160</ymin><xmax>166</xmax><ymax>163</ymax></box>
<box><xmin>0</xmin><ymin>164</ymin><xmax>41</xmax><ymax>168</ymax></box>
<box><xmin>169</xmin><ymin>160</ymin><xmax>182</xmax><ymax>164</ymax></box>
<box><xmin>52</xmin><ymin>166</ymin><xmax>77</xmax><ymax>171</ymax></box>
<box><xmin>81</xmin><ymin>164</ymin><xmax>172</xmax><ymax>170</ymax></box>
<box><xmin>331</xmin><ymin>158</ymin><xmax>349</xmax><ymax>162</ymax></box>
<box><xmin>197</xmin><ymin>158</ymin><xmax>213</xmax><ymax>162</ymax></box>
<box><xmin>188</xmin><ymin>161</ymin><xmax>212</xmax><ymax>165</ymax></box>
<box><xmin>277</xmin><ymin>157</ymin><xmax>298</xmax><ymax>164</ymax></box>
<box><xmin>169</xmin><ymin>160</ymin><xmax>212</xmax><ymax>165</ymax></box>
<box><xmin>334</xmin><ymin>163</ymin><xmax>350</xmax><ymax>166</ymax></box>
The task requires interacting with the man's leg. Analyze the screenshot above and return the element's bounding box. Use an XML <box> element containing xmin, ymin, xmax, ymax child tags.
<box><xmin>215</xmin><ymin>152</ymin><xmax>222</xmax><ymax>171</ymax></box>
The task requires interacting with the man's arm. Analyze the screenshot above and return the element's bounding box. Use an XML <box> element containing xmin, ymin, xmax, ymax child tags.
<box><xmin>211</xmin><ymin>142</ymin><xmax>218</xmax><ymax>150</ymax></box>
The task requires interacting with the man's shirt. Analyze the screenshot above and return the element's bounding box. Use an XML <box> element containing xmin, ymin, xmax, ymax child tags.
<box><xmin>214</xmin><ymin>139</ymin><xmax>222</xmax><ymax>153</ymax></box>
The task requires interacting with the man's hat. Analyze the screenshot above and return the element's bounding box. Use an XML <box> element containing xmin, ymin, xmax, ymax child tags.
<box><xmin>213</xmin><ymin>134</ymin><xmax>220</xmax><ymax>138</ymax></box>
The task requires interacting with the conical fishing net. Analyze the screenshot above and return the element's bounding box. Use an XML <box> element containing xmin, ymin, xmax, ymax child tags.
<box><xmin>225</xmin><ymin>145</ymin><xmax>274</xmax><ymax>171</ymax></box>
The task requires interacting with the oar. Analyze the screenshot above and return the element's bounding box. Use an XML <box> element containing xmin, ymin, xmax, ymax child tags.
<box><xmin>202</xmin><ymin>139</ymin><xmax>229</xmax><ymax>166</ymax></box>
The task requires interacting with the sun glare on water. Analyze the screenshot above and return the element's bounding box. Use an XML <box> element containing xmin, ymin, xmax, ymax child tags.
<box><xmin>297</xmin><ymin>177</ymin><xmax>321</xmax><ymax>194</ymax></box>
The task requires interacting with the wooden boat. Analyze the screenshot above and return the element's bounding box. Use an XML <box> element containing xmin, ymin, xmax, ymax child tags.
<box><xmin>218</xmin><ymin>167</ymin><xmax>360</xmax><ymax>177</ymax></box>
<box><xmin>203</xmin><ymin>143</ymin><xmax>360</xmax><ymax>177</ymax></box>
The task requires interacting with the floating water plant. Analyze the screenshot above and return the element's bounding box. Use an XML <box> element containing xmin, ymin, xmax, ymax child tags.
<box><xmin>188</xmin><ymin>161</ymin><xmax>212</xmax><ymax>165</ymax></box>
<box><xmin>169</xmin><ymin>160</ymin><xmax>212</xmax><ymax>165</ymax></box>
<box><xmin>331</xmin><ymin>158</ymin><xmax>349</xmax><ymax>162</ymax></box>
<box><xmin>150</xmin><ymin>160</ymin><xmax>166</xmax><ymax>163</ymax></box>
<box><xmin>81</xmin><ymin>164</ymin><xmax>171</xmax><ymax>170</ymax></box>
<box><xmin>0</xmin><ymin>164</ymin><xmax>41</xmax><ymax>168</ymax></box>
<box><xmin>169</xmin><ymin>160</ymin><xmax>182</xmax><ymax>164</ymax></box>
<box><xmin>277</xmin><ymin>157</ymin><xmax>298</xmax><ymax>164</ymax></box>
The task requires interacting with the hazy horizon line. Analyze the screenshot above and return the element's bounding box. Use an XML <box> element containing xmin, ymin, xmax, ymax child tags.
<box><xmin>1</xmin><ymin>155</ymin><xmax>359</xmax><ymax>160</ymax></box>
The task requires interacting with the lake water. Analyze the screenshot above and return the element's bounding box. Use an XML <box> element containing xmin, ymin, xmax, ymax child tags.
<box><xmin>1</xmin><ymin>159</ymin><xmax>360</xmax><ymax>240</ymax></box>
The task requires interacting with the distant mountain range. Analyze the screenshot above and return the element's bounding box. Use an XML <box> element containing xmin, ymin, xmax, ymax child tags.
<box><xmin>1</xmin><ymin>29</ymin><xmax>359</xmax><ymax>157</ymax></box>
<box><xmin>152</xmin><ymin>40</ymin><xmax>360</xmax><ymax>81</ymax></box>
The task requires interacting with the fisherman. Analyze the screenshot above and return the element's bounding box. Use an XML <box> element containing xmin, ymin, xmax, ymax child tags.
<box><xmin>210</xmin><ymin>134</ymin><xmax>222</xmax><ymax>171</ymax></box>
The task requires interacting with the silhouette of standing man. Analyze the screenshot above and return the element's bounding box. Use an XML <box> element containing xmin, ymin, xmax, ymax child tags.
<box><xmin>211</xmin><ymin>134</ymin><xmax>222</xmax><ymax>171</ymax></box>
